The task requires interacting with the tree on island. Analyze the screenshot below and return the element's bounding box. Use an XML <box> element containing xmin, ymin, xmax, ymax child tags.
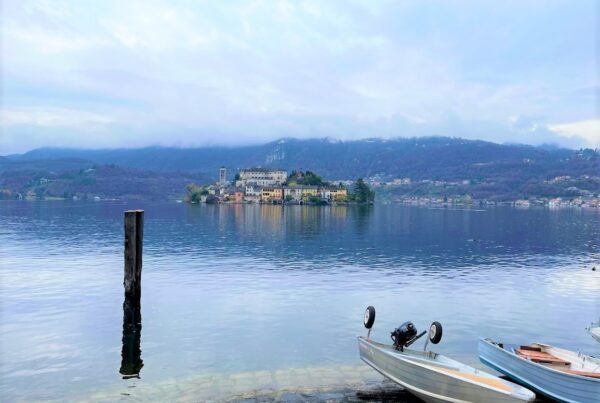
<box><xmin>205</xmin><ymin>194</ymin><xmax>219</xmax><ymax>204</ymax></box>
<box><xmin>308</xmin><ymin>195</ymin><xmax>328</xmax><ymax>205</ymax></box>
<box><xmin>288</xmin><ymin>170</ymin><xmax>328</xmax><ymax>186</ymax></box>
<box><xmin>186</xmin><ymin>183</ymin><xmax>209</xmax><ymax>203</ymax></box>
<box><xmin>352</xmin><ymin>178</ymin><xmax>375</xmax><ymax>204</ymax></box>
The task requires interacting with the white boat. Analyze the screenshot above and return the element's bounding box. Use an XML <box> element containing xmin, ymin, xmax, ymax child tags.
<box><xmin>587</xmin><ymin>320</ymin><xmax>600</xmax><ymax>343</ymax></box>
<box><xmin>357</xmin><ymin>307</ymin><xmax>535</xmax><ymax>402</ymax></box>
<box><xmin>479</xmin><ymin>338</ymin><xmax>600</xmax><ymax>403</ymax></box>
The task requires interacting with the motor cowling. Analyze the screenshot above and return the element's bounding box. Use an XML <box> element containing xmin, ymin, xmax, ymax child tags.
<box><xmin>391</xmin><ymin>321</ymin><xmax>417</xmax><ymax>351</ymax></box>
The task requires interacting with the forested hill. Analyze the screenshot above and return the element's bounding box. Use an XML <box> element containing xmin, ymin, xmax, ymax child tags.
<box><xmin>6</xmin><ymin>137</ymin><xmax>598</xmax><ymax>182</ymax></box>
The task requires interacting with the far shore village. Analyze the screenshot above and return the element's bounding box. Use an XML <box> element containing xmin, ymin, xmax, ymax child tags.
<box><xmin>189</xmin><ymin>167</ymin><xmax>349</xmax><ymax>204</ymax></box>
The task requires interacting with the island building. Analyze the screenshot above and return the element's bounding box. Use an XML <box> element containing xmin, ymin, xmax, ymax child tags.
<box><xmin>261</xmin><ymin>186</ymin><xmax>284</xmax><ymax>201</ymax></box>
<box><xmin>260</xmin><ymin>185</ymin><xmax>347</xmax><ymax>204</ymax></box>
<box><xmin>236</xmin><ymin>168</ymin><xmax>287</xmax><ymax>187</ymax></box>
<box><xmin>233</xmin><ymin>191</ymin><xmax>244</xmax><ymax>203</ymax></box>
<box><xmin>212</xmin><ymin>167</ymin><xmax>348</xmax><ymax>204</ymax></box>
<box><xmin>320</xmin><ymin>187</ymin><xmax>348</xmax><ymax>201</ymax></box>
<box><xmin>219</xmin><ymin>167</ymin><xmax>227</xmax><ymax>186</ymax></box>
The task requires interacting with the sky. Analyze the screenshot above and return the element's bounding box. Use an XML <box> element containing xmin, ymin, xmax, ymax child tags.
<box><xmin>1</xmin><ymin>0</ymin><xmax>598</xmax><ymax>154</ymax></box>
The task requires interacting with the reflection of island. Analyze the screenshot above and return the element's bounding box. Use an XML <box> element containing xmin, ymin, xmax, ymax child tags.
<box><xmin>351</xmin><ymin>205</ymin><xmax>374</xmax><ymax>234</ymax></box>
<box><xmin>260</xmin><ymin>205</ymin><xmax>285</xmax><ymax>233</ymax></box>
<box><xmin>178</xmin><ymin>202</ymin><xmax>597</xmax><ymax>269</ymax></box>
<box><xmin>120</xmin><ymin>297</ymin><xmax>143</xmax><ymax>378</ymax></box>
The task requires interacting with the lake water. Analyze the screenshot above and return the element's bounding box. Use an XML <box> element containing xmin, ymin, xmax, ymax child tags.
<box><xmin>1</xmin><ymin>201</ymin><xmax>598</xmax><ymax>401</ymax></box>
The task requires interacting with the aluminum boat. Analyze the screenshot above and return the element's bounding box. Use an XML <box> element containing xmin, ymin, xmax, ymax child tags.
<box><xmin>479</xmin><ymin>338</ymin><xmax>600</xmax><ymax>402</ymax></box>
<box><xmin>587</xmin><ymin>320</ymin><xmax>600</xmax><ymax>343</ymax></box>
<box><xmin>357</xmin><ymin>307</ymin><xmax>535</xmax><ymax>402</ymax></box>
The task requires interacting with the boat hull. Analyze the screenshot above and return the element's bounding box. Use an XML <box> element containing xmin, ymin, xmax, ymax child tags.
<box><xmin>359</xmin><ymin>336</ymin><xmax>533</xmax><ymax>403</ymax></box>
<box><xmin>478</xmin><ymin>338</ymin><xmax>600</xmax><ymax>403</ymax></box>
<box><xmin>590</xmin><ymin>328</ymin><xmax>600</xmax><ymax>343</ymax></box>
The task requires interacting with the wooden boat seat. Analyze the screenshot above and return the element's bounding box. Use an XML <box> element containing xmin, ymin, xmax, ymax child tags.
<box><xmin>516</xmin><ymin>347</ymin><xmax>570</xmax><ymax>366</ymax></box>
<box><xmin>433</xmin><ymin>366</ymin><xmax>513</xmax><ymax>393</ymax></box>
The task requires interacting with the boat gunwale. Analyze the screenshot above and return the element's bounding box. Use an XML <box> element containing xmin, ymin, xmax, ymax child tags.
<box><xmin>480</xmin><ymin>338</ymin><xmax>600</xmax><ymax>382</ymax></box>
<box><xmin>359</xmin><ymin>336</ymin><xmax>524</xmax><ymax>398</ymax></box>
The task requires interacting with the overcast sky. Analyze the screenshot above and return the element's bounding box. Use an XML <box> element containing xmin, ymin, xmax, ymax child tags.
<box><xmin>1</xmin><ymin>0</ymin><xmax>598</xmax><ymax>154</ymax></box>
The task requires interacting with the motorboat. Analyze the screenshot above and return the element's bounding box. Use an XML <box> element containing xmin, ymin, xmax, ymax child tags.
<box><xmin>587</xmin><ymin>320</ymin><xmax>600</xmax><ymax>343</ymax></box>
<box><xmin>357</xmin><ymin>306</ymin><xmax>535</xmax><ymax>402</ymax></box>
<box><xmin>479</xmin><ymin>338</ymin><xmax>600</xmax><ymax>402</ymax></box>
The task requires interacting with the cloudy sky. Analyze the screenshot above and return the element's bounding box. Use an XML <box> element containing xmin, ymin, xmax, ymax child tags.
<box><xmin>1</xmin><ymin>0</ymin><xmax>598</xmax><ymax>153</ymax></box>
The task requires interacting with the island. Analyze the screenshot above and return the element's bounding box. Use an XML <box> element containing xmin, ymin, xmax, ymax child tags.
<box><xmin>185</xmin><ymin>167</ymin><xmax>375</xmax><ymax>205</ymax></box>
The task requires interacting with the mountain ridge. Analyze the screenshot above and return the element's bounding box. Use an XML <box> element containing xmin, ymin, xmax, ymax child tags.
<box><xmin>2</xmin><ymin>137</ymin><xmax>597</xmax><ymax>201</ymax></box>
<box><xmin>5</xmin><ymin>136</ymin><xmax>591</xmax><ymax>180</ymax></box>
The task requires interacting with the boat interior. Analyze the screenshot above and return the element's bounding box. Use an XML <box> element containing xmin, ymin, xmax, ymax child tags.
<box><xmin>501</xmin><ymin>342</ymin><xmax>600</xmax><ymax>378</ymax></box>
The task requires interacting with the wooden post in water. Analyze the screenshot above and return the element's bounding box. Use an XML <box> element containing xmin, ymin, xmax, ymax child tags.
<box><xmin>120</xmin><ymin>209</ymin><xmax>144</xmax><ymax>378</ymax></box>
<box><xmin>124</xmin><ymin>209</ymin><xmax>144</xmax><ymax>305</ymax></box>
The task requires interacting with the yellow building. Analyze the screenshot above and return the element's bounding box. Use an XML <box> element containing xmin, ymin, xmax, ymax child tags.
<box><xmin>318</xmin><ymin>187</ymin><xmax>348</xmax><ymax>202</ymax></box>
<box><xmin>330</xmin><ymin>188</ymin><xmax>347</xmax><ymax>201</ymax></box>
<box><xmin>261</xmin><ymin>187</ymin><xmax>283</xmax><ymax>202</ymax></box>
<box><xmin>300</xmin><ymin>187</ymin><xmax>319</xmax><ymax>198</ymax></box>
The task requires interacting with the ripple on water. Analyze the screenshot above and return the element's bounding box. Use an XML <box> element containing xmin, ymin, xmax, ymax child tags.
<box><xmin>0</xmin><ymin>202</ymin><xmax>598</xmax><ymax>401</ymax></box>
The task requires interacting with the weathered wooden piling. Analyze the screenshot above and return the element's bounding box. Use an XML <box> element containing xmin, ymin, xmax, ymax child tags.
<box><xmin>124</xmin><ymin>209</ymin><xmax>144</xmax><ymax>305</ymax></box>
<box><xmin>120</xmin><ymin>209</ymin><xmax>144</xmax><ymax>378</ymax></box>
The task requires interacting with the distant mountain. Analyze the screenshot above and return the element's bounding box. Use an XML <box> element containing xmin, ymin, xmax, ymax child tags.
<box><xmin>2</xmin><ymin>137</ymin><xmax>598</xmax><ymax>201</ymax></box>
<box><xmin>0</xmin><ymin>156</ymin><xmax>94</xmax><ymax>172</ymax></box>
<box><xmin>7</xmin><ymin>137</ymin><xmax>597</xmax><ymax>181</ymax></box>
<box><xmin>0</xmin><ymin>162</ymin><xmax>207</xmax><ymax>200</ymax></box>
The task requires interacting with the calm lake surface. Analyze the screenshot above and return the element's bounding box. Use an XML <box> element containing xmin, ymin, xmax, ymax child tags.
<box><xmin>1</xmin><ymin>201</ymin><xmax>599</xmax><ymax>401</ymax></box>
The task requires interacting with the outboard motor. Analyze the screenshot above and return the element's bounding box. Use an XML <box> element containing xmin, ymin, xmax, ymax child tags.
<box><xmin>391</xmin><ymin>321</ymin><xmax>426</xmax><ymax>351</ymax></box>
<box><xmin>362</xmin><ymin>306</ymin><xmax>444</xmax><ymax>352</ymax></box>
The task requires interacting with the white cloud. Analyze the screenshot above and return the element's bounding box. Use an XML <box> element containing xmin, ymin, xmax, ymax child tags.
<box><xmin>1</xmin><ymin>107</ymin><xmax>113</xmax><ymax>127</ymax></box>
<box><xmin>0</xmin><ymin>0</ymin><xmax>597</xmax><ymax>152</ymax></box>
<box><xmin>4</xmin><ymin>26</ymin><xmax>98</xmax><ymax>54</ymax></box>
<box><xmin>548</xmin><ymin>120</ymin><xmax>600</xmax><ymax>148</ymax></box>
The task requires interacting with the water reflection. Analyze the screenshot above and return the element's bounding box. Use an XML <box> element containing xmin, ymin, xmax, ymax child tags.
<box><xmin>120</xmin><ymin>292</ymin><xmax>143</xmax><ymax>378</ymax></box>
<box><xmin>0</xmin><ymin>201</ymin><xmax>598</xmax><ymax>402</ymax></box>
<box><xmin>7</xmin><ymin>202</ymin><xmax>595</xmax><ymax>267</ymax></box>
<box><xmin>352</xmin><ymin>205</ymin><xmax>374</xmax><ymax>234</ymax></box>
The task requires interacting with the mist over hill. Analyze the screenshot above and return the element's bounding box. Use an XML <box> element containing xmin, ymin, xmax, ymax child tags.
<box><xmin>2</xmin><ymin>137</ymin><xmax>598</xmax><ymax>201</ymax></box>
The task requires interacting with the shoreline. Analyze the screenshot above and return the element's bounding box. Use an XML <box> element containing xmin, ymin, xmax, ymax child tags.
<box><xmin>78</xmin><ymin>364</ymin><xmax>405</xmax><ymax>403</ymax></box>
<box><xmin>2</xmin><ymin>198</ymin><xmax>598</xmax><ymax>210</ymax></box>
<box><xmin>0</xmin><ymin>197</ymin><xmax>600</xmax><ymax>211</ymax></box>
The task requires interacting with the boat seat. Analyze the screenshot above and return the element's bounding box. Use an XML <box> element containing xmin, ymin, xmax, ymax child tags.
<box><xmin>518</xmin><ymin>345</ymin><xmax>542</xmax><ymax>352</ymax></box>
<box><xmin>516</xmin><ymin>347</ymin><xmax>570</xmax><ymax>366</ymax></box>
